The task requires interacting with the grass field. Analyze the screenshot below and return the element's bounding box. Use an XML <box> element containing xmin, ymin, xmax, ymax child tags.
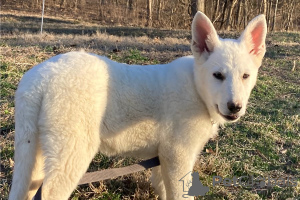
<box><xmin>0</xmin><ymin>12</ymin><xmax>299</xmax><ymax>200</ymax></box>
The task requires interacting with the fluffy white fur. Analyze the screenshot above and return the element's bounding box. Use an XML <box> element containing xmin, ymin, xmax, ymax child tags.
<box><xmin>9</xmin><ymin>12</ymin><xmax>267</xmax><ymax>200</ymax></box>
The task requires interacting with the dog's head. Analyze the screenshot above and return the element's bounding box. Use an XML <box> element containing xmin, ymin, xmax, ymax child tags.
<box><xmin>191</xmin><ymin>12</ymin><xmax>267</xmax><ymax>124</ymax></box>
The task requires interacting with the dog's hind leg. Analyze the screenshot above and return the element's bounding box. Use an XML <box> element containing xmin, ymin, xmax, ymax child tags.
<box><xmin>39</xmin><ymin>122</ymin><xmax>100</xmax><ymax>200</ymax></box>
<box><xmin>8</xmin><ymin>92</ymin><xmax>43</xmax><ymax>200</ymax></box>
<box><xmin>8</xmin><ymin>134</ymin><xmax>40</xmax><ymax>200</ymax></box>
<box><xmin>27</xmin><ymin>141</ymin><xmax>45</xmax><ymax>200</ymax></box>
<box><xmin>151</xmin><ymin>166</ymin><xmax>166</xmax><ymax>200</ymax></box>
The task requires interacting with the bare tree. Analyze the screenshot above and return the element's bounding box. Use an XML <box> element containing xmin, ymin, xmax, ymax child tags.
<box><xmin>284</xmin><ymin>0</ymin><xmax>296</xmax><ymax>31</ymax></box>
<box><xmin>146</xmin><ymin>0</ymin><xmax>152</xmax><ymax>26</ymax></box>
<box><xmin>272</xmin><ymin>0</ymin><xmax>278</xmax><ymax>31</ymax></box>
<box><xmin>262</xmin><ymin>0</ymin><xmax>267</xmax><ymax>15</ymax></box>
<box><xmin>235</xmin><ymin>0</ymin><xmax>242</xmax><ymax>29</ymax></box>
<box><xmin>60</xmin><ymin>0</ymin><xmax>67</xmax><ymax>8</ymax></box>
<box><xmin>190</xmin><ymin>0</ymin><xmax>205</xmax><ymax>18</ymax></box>
<box><xmin>157</xmin><ymin>0</ymin><xmax>162</xmax><ymax>21</ymax></box>
<box><xmin>267</xmin><ymin>0</ymin><xmax>273</xmax><ymax>30</ymax></box>
<box><xmin>98</xmin><ymin>0</ymin><xmax>106</xmax><ymax>20</ymax></box>
<box><xmin>212</xmin><ymin>0</ymin><xmax>220</xmax><ymax>23</ymax></box>
<box><xmin>3</xmin><ymin>0</ymin><xmax>299</xmax><ymax>31</ymax></box>
<box><xmin>220</xmin><ymin>0</ymin><xmax>228</xmax><ymax>29</ymax></box>
<box><xmin>243</xmin><ymin>0</ymin><xmax>248</xmax><ymax>29</ymax></box>
<box><xmin>127</xmin><ymin>0</ymin><xmax>133</xmax><ymax>10</ymax></box>
<box><xmin>225</xmin><ymin>0</ymin><xmax>238</xmax><ymax>30</ymax></box>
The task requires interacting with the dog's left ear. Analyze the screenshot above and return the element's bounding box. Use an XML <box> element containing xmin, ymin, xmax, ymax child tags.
<box><xmin>239</xmin><ymin>15</ymin><xmax>267</xmax><ymax>67</ymax></box>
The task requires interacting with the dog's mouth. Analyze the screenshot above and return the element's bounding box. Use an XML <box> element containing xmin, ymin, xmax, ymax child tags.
<box><xmin>216</xmin><ymin>105</ymin><xmax>239</xmax><ymax>121</ymax></box>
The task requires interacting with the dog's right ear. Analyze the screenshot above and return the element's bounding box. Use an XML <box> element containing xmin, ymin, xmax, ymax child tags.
<box><xmin>191</xmin><ymin>12</ymin><xmax>220</xmax><ymax>61</ymax></box>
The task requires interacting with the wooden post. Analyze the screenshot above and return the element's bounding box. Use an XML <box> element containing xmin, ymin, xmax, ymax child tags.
<box><xmin>41</xmin><ymin>0</ymin><xmax>45</xmax><ymax>34</ymax></box>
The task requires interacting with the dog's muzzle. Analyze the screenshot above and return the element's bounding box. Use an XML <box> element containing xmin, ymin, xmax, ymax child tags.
<box><xmin>216</xmin><ymin>105</ymin><xmax>240</xmax><ymax>121</ymax></box>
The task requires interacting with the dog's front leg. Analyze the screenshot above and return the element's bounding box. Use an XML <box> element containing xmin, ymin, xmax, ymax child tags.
<box><xmin>151</xmin><ymin>166</ymin><xmax>167</xmax><ymax>200</ymax></box>
<box><xmin>158</xmin><ymin>145</ymin><xmax>196</xmax><ymax>200</ymax></box>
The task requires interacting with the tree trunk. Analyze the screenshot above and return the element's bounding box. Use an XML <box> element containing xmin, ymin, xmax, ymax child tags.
<box><xmin>198</xmin><ymin>0</ymin><xmax>205</xmax><ymax>12</ymax></box>
<box><xmin>285</xmin><ymin>0</ymin><xmax>295</xmax><ymax>31</ymax></box>
<box><xmin>225</xmin><ymin>0</ymin><xmax>238</xmax><ymax>30</ymax></box>
<box><xmin>157</xmin><ymin>0</ymin><xmax>162</xmax><ymax>21</ymax></box>
<box><xmin>212</xmin><ymin>0</ymin><xmax>220</xmax><ymax>23</ymax></box>
<box><xmin>272</xmin><ymin>0</ymin><xmax>278</xmax><ymax>31</ymax></box>
<box><xmin>35</xmin><ymin>0</ymin><xmax>40</xmax><ymax>9</ymax></box>
<box><xmin>127</xmin><ymin>0</ymin><xmax>133</xmax><ymax>10</ymax></box>
<box><xmin>262</xmin><ymin>0</ymin><xmax>267</xmax><ymax>15</ymax></box>
<box><xmin>235</xmin><ymin>0</ymin><xmax>242</xmax><ymax>29</ymax></box>
<box><xmin>190</xmin><ymin>0</ymin><xmax>205</xmax><ymax>18</ymax></box>
<box><xmin>267</xmin><ymin>0</ymin><xmax>272</xmax><ymax>30</ymax></box>
<box><xmin>60</xmin><ymin>0</ymin><xmax>66</xmax><ymax>8</ymax></box>
<box><xmin>98</xmin><ymin>0</ymin><xmax>103</xmax><ymax>20</ymax></box>
<box><xmin>220</xmin><ymin>0</ymin><xmax>228</xmax><ymax>29</ymax></box>
<box><xmin>74</xmin><ymin>0</ymin><xmax>78</xmax><ymax>12</ymax></box>
<box><xmin>146</xmin><ymin>0</ymin><xmax>152</xmax><ymax>27</ymax></box>
<box><xmin>243</xmin><ymin>0</ymin><xmax>248</xmax><ymax>29</ymax></box>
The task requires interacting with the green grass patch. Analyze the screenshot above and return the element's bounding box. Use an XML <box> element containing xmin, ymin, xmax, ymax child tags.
<box><xmin>109</xmin><ymin>49</ymin><xmax>158</xmax><ymax>65</ymax></box>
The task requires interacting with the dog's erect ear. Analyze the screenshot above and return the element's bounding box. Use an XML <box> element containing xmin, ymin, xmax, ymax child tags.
<box><xmin>191</xmin><ymin>12</ymin><xmax>220</xmax><ymax>60</ymax></box>
<box><xmin>239</xmin><ymin>14</ymin><xmax>267</xmax><ymax>66</ymax></box>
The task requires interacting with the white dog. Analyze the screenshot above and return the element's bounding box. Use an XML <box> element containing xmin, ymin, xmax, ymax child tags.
<box><xmin>9</xmin><ymin>12</ymin><xmax>267</xmax><ymax>200</ymax></box>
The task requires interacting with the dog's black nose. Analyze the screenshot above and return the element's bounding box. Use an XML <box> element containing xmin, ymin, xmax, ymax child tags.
<box><xmin>227</xmin><ymin>102</ymin><xmax>242</xmax><ymax>113</ymax></box>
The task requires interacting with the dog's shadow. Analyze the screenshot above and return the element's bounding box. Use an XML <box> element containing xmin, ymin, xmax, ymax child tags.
<box><xmin>75</xmin><ymin>170</ymin><xmax>155</xmax><ymax>199</ymax></box>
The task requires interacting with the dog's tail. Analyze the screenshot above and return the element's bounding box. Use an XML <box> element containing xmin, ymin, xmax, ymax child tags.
<box><xmin>9</xmin><ymin>74</ymin><xmax>43</xmax><ymax>200</ymax></box>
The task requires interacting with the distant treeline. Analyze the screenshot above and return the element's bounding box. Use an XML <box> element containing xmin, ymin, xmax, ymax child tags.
<box><xmin>1</xmin><ymin>0</ymin><xmax>299</xmax><ymax>31</ymax></box>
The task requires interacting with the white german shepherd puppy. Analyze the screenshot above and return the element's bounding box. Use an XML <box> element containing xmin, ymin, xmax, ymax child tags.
<box><xmin>9</xmin><ymin>12</ymin><xmax>267</xmax><ymax>200</ymax></box>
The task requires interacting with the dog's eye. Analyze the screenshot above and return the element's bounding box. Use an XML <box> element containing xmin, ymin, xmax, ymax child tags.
<box><xmin>243</xmin><ymin>74</ymin><xmax>250</xmax><ymax>79</ymax></box>
<box><xmin>213</xmin><ymin>72</ymin><xmax>225</xmax><ymax>81</ymax></box>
